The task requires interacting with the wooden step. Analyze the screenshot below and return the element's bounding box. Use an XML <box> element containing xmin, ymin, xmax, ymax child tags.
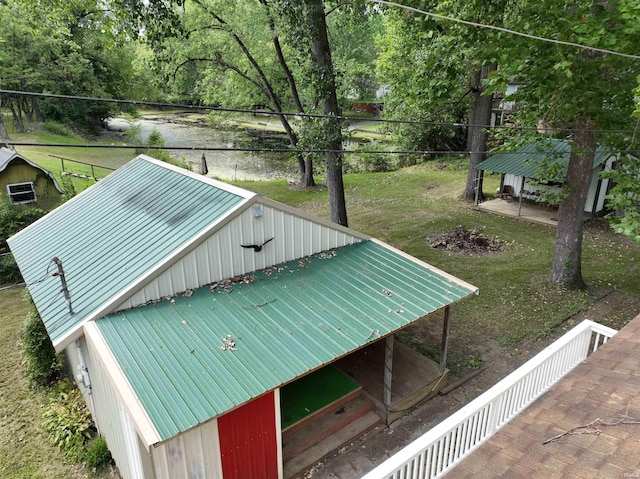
<box><xmin>282</xmin><ymin>394</ymin><xmax>375</xmax><ymax>462</ymax></box>
<box><xmin>284</xmin><ymin>410</ymin><xmax>382</xmax><ymax>479</ymax></box>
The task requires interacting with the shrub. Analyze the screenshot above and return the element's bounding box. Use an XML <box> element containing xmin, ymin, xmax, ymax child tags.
<box><xmin>0</xmin><ymin>200</ymin><xmax>45</xmax><ymax>283</ymax></box>
<box><xmin>147</xmin><ymin>128</ymin><xmax>165</xmax><ymax>147</ymax></box>
<box><xmin>345</xmin><ymin>140</ymin><xmax>394</xmax><ymax>173</ymax></box>
<box><xmin>21</xmin><ymin>292</ymin><xmax>60</xmax><ymax>387</ymax></box>
<box><xmin>0</xmin><ymin>254</ymin><xmax>21</xmax><ymax>283</ymax></box>
<box><xmin>85</xmin><ymin>436</ymin><xmax>113</xmax><ymax>471</ymax></box>
<box><xmin>43</xmin><ymin>379</ymin><xmax>95</xmax><ymax>461</ymax></box>
<box><xmin>59</xmin><ymin>174</ymin><xmax>77</xmax><ymax>202</ymax></box>
<box><xmin>43</xmin><ymin>121</ymin><xmax>71</xmax><ymax>137</ymax></box>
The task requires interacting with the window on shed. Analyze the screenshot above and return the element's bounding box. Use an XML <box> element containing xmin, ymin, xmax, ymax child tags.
<box><xmin>7</xmin><ymin>182</ymin><xmax>37</xmax><ymax>204</ymax></box>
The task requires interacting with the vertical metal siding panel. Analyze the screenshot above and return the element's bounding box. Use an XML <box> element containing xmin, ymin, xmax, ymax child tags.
<box><xmin>154</xmin><ymin>422</ymin><xmax>226</xmax><ymax>479</ymax></box>
<box><xmin>302</xmin><ymin>219</ymin><xmax>314</xmax><ymax>257</ymax></box>
<box><xmin>274</xmin><ymin>389</ymin><xmax>284</xmax><ymax>479</ymax></box>
<box><xmin>218</xmin><ymin>392</ymin><xmax>278</xmax><ymax>479</ymax></box>
<box><xmin>181</xmin><ymin>252</ymin><xmax>199</xmax><ymax>291</ymax></box>
<box><xmin>85</xmin><ymin>337</ymin><xmax>151</xmax><ymax>479</ymax></box>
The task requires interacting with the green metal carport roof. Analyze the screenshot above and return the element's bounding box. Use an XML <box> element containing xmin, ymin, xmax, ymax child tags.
<box><xmin>93</xmin><ymin>239</ymin><xmax>478</xmax><ymax>443</ymax></box>
<box><xmin>475</xmin><ymin>138</ymin><xmax>614</xmax><ymax>178</ymax></box>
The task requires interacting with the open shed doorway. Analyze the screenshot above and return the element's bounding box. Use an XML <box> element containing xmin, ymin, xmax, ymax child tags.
<box><xmin>335</xmin><ymin>335</ymin><xmax>448</xmax><ymax>424</ymax></box>
<box><xmin>280</xmin><ymin>307</ymin><xmax>452</xmax><ymax>478</ymax></box>
<box><xmin>281</xmin><ymin>365</ymin><xmax>382</xmax><ymax>478</ymax></box>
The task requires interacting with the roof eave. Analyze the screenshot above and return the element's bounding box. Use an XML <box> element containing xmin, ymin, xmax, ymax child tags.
<box><xmin>83</xmin><ymin>321</ymin><xmax>162</xmax><ymax>449</ymax></box>
<box><xmin>370</xmin><ymin>238</ymin><xmax>479</xmax><ymax>295</ymax></box>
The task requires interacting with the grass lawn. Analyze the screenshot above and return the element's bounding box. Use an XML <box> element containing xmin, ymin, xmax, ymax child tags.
<box><xmin>235</xmin><ymin>159</ymin><xmax>640</xmax><ymax>372</ymax></box>
<box><xmin>10</xmin><ymin>129</ymin><xmax>137</xmax><ymax>194</ymax></box>
<box><xmin>0</xmin><ymin>288</ymin><xmax>87</xmax><ymax>479</ymax></box>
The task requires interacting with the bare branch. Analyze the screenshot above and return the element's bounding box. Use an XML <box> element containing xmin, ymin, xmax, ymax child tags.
<box><xmin>543</xmin><ymin>414</ymin><xmax>640</xmax><ymax>445</ymax></box>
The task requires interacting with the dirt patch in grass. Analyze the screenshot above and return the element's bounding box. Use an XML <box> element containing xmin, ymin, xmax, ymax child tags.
<box><xmin>427</xmin><ymin>225</ymin><xmax>504</xmax><ymax>255</ymax></box>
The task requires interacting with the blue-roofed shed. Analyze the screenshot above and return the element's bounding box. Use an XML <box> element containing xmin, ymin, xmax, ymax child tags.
<box><xmin>9</xmin><ymin>155</ymin><xmax>478</xmax><ymax>479</ymax></box>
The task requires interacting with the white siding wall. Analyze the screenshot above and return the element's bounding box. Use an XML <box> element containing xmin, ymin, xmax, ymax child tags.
<box><xmin>116</xmin><ymin>203</ymin><xmax>361</xmax><ymax>310</ymax></box>
<box><xmin>586</xmin><ymin>158</ymin><xmax>615</xmax><ymax>214</ymax></box>
<box><xmin>503</xmin><ymin>173</ymin><xmax>523</xmax><ymax>197</ymax></box>
<box><xmin>84</xmin><ymin>336</ymin><xmax>152</xmax><ymax>479</ymax></box>
<box><xmin>152</xmin><ymin>419</ymin><xmax>223</xmax><ymax>479</ymax></box>
<box><xmin>505</xmin><ymin>161</ymin><xmax>612</xmax><ymax>214</ymax></box>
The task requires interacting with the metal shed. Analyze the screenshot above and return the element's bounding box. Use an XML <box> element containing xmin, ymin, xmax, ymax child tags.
<box><xmin>475</xmin><ymin>138</ymin><xmax>617</xmax><ymax>214</ymax></box>
<box><xmin>9</xmin><ymin>155</ymin><xmax>478</xmax><ymax>479</ymax></box>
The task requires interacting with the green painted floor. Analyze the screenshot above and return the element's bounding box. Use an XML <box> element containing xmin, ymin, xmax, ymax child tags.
<box><xmin>280</xmin><ymin>365</ymin><xmax>360</xmax><ymax>430</ymax></box>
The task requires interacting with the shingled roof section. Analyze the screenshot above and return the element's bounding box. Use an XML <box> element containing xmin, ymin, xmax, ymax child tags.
<box><xmin>448</xmin><ymin>314</ymin><xmax>640</xmax><ymax>479</ymax></box>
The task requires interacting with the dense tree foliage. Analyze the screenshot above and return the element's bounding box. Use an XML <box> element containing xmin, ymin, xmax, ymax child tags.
<box><xmin>0</xmin><ymin>0</ymin><xmax>150</xmax><ymax>133</ymax></box>
<box><xmin>114</xmin><ymin>0</ymin><xmax>354</xmax><ymax>222</ymax></box>
<box><xmin>486</xmin><ymin>0</ymin><xmax>640</xmax><ymax>289</ymax></box>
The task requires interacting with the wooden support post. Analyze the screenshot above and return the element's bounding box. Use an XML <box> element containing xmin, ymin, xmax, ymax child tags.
<box><xmin>518</xmin><ymin>176</ymin><xmax>526</xmax><ymax>217</ymax></box>
<box><xmin>440</xmin><ymin>306</ymin><xmax>450</xmax><ymax>373</ymax></box>
<box><xmin>383</xmin><ymin>335</ymin><xmax>394</xmax><ymax>410</ymax></box>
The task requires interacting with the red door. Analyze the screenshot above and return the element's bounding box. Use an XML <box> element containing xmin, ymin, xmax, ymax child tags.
<box><xmin>218</xmin><ymin>392</ymin><xmax>279</xmax><ymax>479</ymax></box>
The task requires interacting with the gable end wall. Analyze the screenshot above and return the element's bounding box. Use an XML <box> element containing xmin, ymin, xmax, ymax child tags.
<box><xmin>115</xmin><ymin>204</ymin><xmax>362</xmax><ymax>311</ymax></box>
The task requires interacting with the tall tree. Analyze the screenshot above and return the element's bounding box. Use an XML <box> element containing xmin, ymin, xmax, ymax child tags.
<box><xmin>464</xmin><ymin>62</ymin><xmax>497</xmax><ymax>202</ymax></box>
<box><xmin>489</xmin><ymin>0</ymin><xmax>640</xmax><ymax>289</ymax></box>
<box><xmin>303</xmin><ymin>0</ymin><xmax>348</xmax><ymax>226</ymax></box>
<box><xmin>116</xmin><ymin>0</ymin><xmax>318</xmax><ymax>186</ymax></box>
<box><xmin>375</xmin><ymin>0</ymin><xmax>506</xmax><ymax>185</ymax></box>
<box><xmin>0</xmin><ymin>0</ymin><xmax>144</xmax><ymax>132</ymax></box>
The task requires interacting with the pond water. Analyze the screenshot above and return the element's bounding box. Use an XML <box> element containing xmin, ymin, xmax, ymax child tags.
<box><xmin>107</xmin><ymin>112</ymin><xmax>298</xmax><ymax>181</ymax></box>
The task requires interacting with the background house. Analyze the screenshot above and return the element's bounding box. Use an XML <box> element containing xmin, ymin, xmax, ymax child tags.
<box><xmin>0</xmin><ymin>147</ymin><xmax>64</xmax><ymax>209</ymax></box>
<box><xmin>8</xmin><ymin>155</ymin><xmax>477</xmax><ymax>479</ymax></box>
<box><xmin>475</xmin><ymin>138</ymin><xmax>618</xmax><ymax>215</ymax></box>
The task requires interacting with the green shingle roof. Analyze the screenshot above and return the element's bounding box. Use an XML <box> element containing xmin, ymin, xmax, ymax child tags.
<box><xmin>95</xmin><ymin>240</ymin><xmax>478</xmax><ymax>441</ymax></box>
<box><xmin>8</xmin><ymin>156</ymin><xmax>248</xmax><ymax>349</ymax></box>
<box><xmin>475</xmin><ymin>139</ymin><xmax>614</xmax><ymax>178</ymax></box>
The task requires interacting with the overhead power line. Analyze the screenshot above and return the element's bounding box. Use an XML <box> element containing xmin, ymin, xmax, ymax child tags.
<box><xmin>370</xmin><ymin>0</ymin><xmax>640</xmax><ymax>60</ymax></box>
<box><xmin>0</xmin><ymin>89</ymin><xmax>431</xmax><ymax>126</ymax></box>
<box><xmin>6</xmin><ymin>140</ymin><xmax>638</xmax><ymax>157</ymax></box>
<box><xmin>1</xmin><ymin>89</ymin><xmax>638</xmax><ymax>135</ymax></box>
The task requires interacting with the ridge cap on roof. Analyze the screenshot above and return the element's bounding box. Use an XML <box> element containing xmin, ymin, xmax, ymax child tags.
<box><xmin>138</xmin><ymin>155</ymin><xmax>257</xmax><ymax>200</ymax></box>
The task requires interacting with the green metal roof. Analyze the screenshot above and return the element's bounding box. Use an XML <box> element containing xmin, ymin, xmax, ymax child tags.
<box><xmin>95</xmin><ymin>240</ymin><xmax>478</xmax><ymax>441</ymax></box>
<box><xmin>476</xmin><ymin>139</ymin><xmax>614</xmax><ymax>178</ymax></box>
<box><xmin>8</xmin><ymin>156</ymin><xmax>248</xmax><ymax>349</ymax></box>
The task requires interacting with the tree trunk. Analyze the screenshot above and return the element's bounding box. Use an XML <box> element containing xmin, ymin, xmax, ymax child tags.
<box><xmin>8</xmin><ymin>100</ymin><xmax>25</xmax><ymax>133</ymax></box>
<box><xmin>259</xmin><ymin>0</ymin><xmax>315</xmax><ymax>187</ymax></box>
<box><xmin>463</xmin><ymin>63</ymin><xmax>497</xmax><ymax>202</ymax></box>
<box><xmin>203</xmin><ymin>5</ymin><xmax>313</xmax><ymax>186</ymax></box>
<box><xmin>548</xmin><ymin>116</ymin><xmax>595</xmax><ymax>290</ymax></box>
<box><xmin>304</xmin><ymin>0</ymin><xmax>348</xmax><ymax>226</ymax></box>
<box><xmin>0</xmin><ymin>114</ymin><xmax>9</xmax><ymax>143</ymax></box>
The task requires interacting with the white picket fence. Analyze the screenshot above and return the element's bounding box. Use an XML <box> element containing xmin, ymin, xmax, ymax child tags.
<box><xmin>361</xmin><ymin>319</ymin><xmax>617</xmax><ymax>479</ymax></box>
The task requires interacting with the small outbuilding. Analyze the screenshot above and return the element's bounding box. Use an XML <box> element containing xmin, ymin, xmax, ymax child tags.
<box><xmin>0</xmin><ymin>147</ymin><xmax>64</xmax><ymax>209</ymax></box>
<box><xmin>475</xmin><ymin>138</ymin><xmax>617</xmax><ymax>215</ymax></box>
<box><xmin>9</xmin><ymin>156</ymin><xmax>477</xmax><ymax>479</ymax></box>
